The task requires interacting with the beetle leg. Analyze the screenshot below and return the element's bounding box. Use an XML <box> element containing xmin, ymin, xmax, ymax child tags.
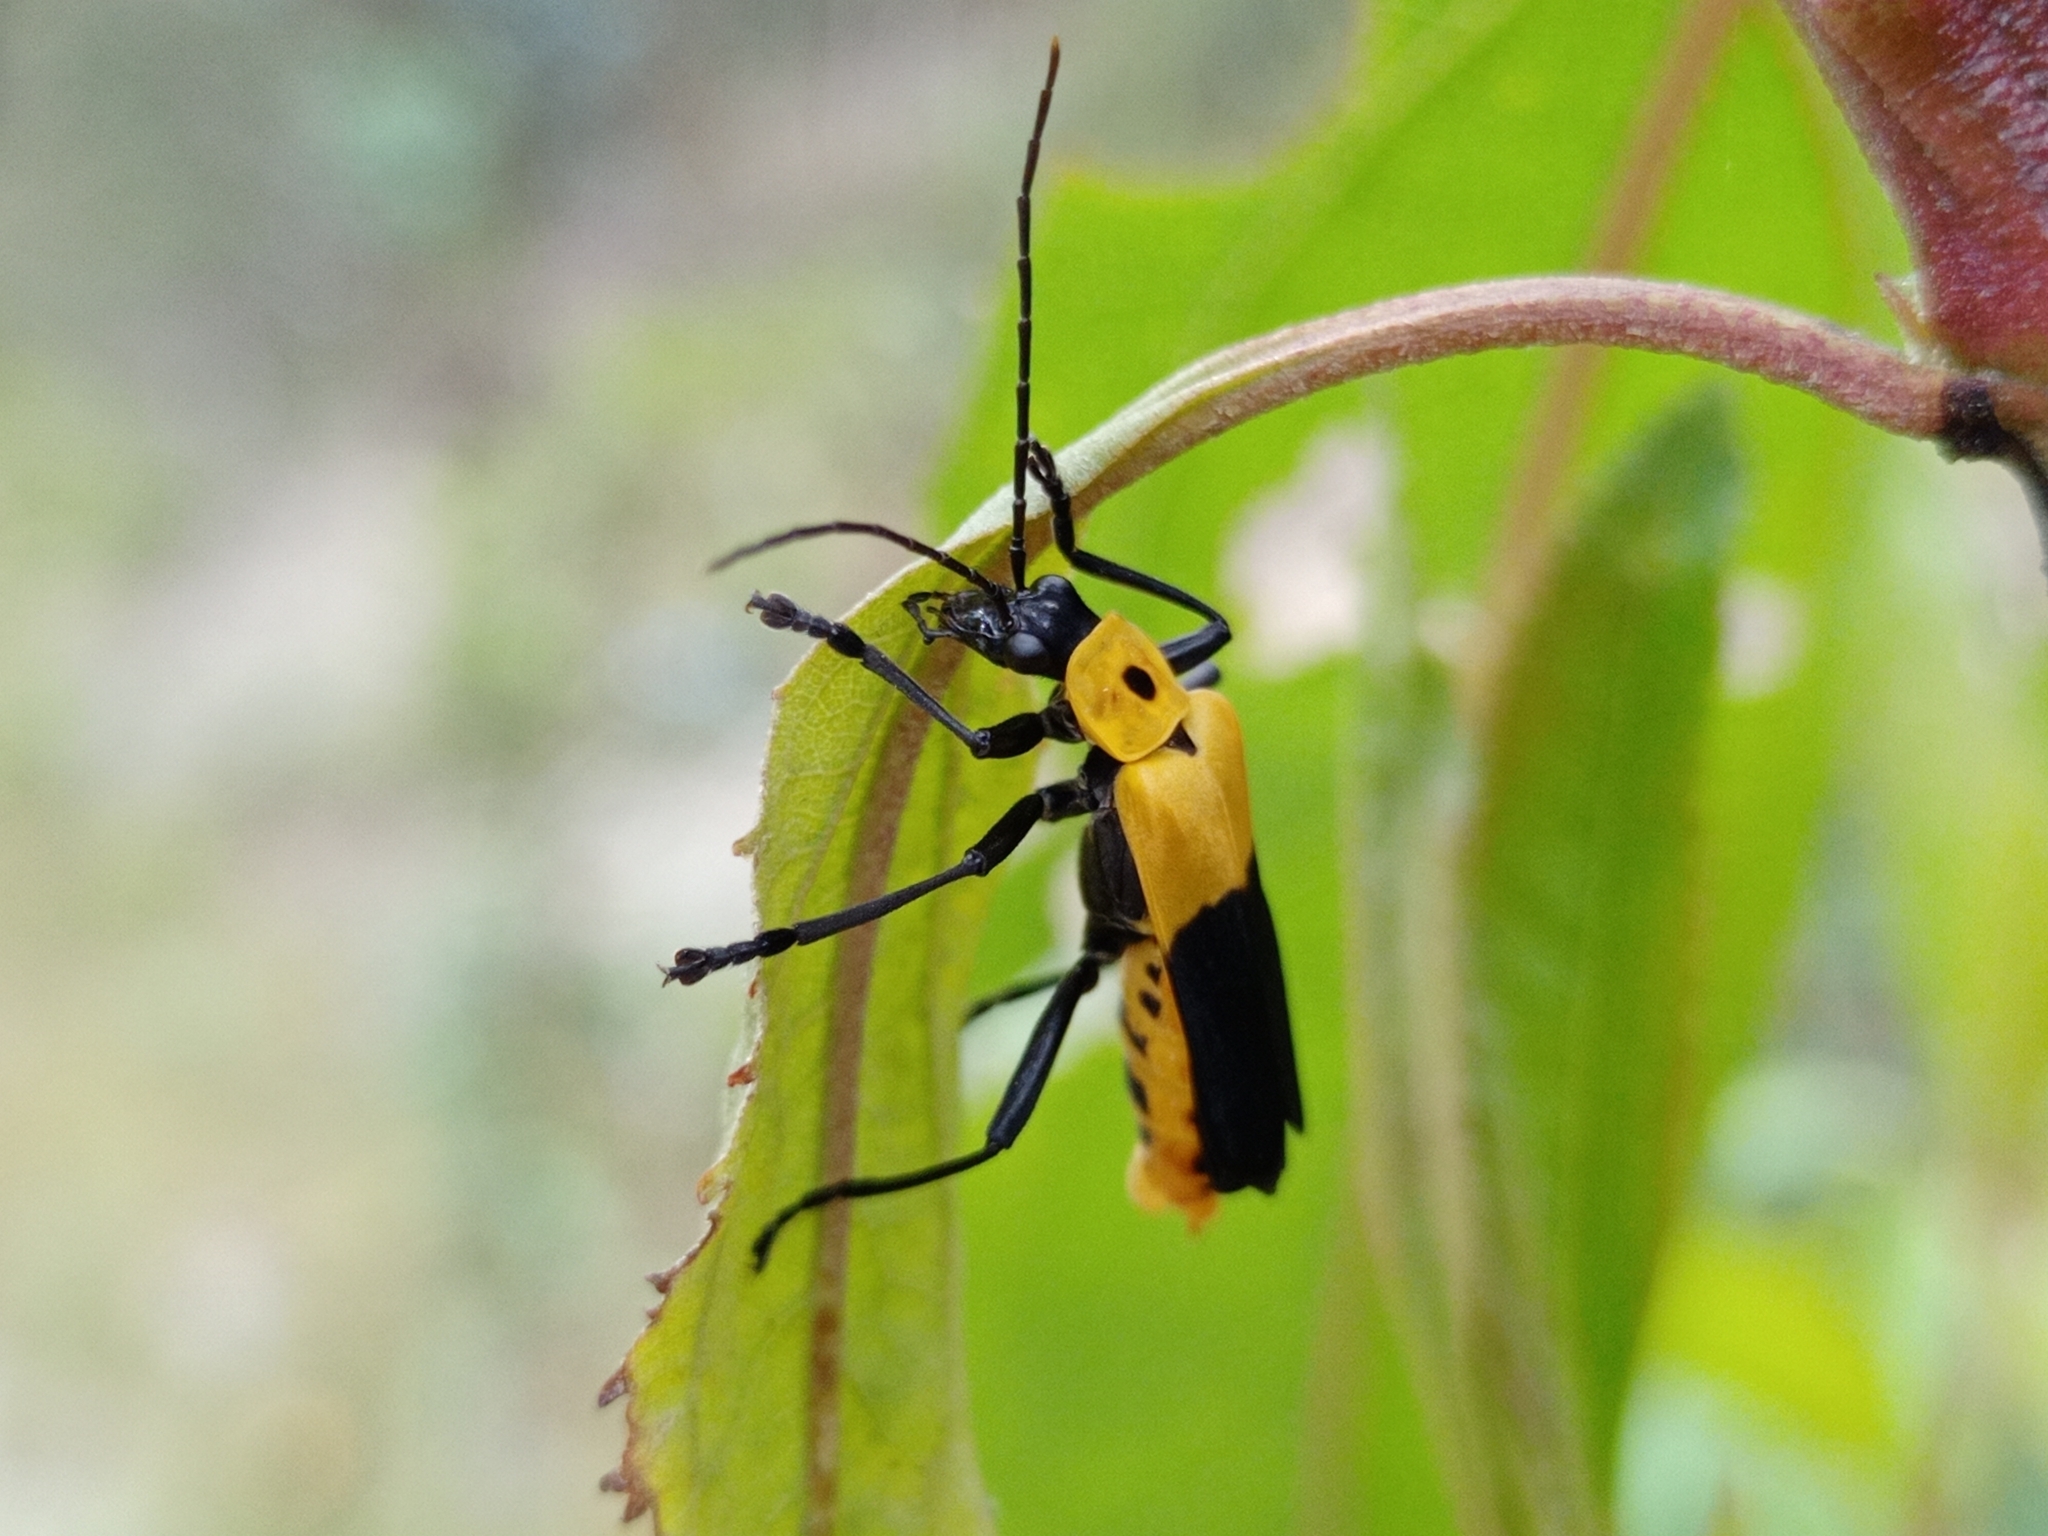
<box><xmin>961</xmin><ymin>970</ymin><xmax>1067</xmax><ymax>1026</ymax></box>
<box><xmin>1022</xmin><ymin>442</ymin><xmax>1233</xmax><ymax>671</ymax></box>
<box><xmin>746</xmin><ymin>591</ymin><xmax>1047</xmax><ymax>759</ymax></box>
<box><xmin>664</xmin><ymin>777</ymin><xmax>1092</xmax><ymax>986</ymax></box>
<box><xmin>751</xmin><ymin>949</ymin><xmax>1104</xmax><ymax>1270</ymax></box>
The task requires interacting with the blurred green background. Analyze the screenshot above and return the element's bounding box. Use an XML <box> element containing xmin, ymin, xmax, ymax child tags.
<box><xmin>9</xmin><ymin>1</ymin><xmax>2048</xmax><ymax>1535</ymax></box>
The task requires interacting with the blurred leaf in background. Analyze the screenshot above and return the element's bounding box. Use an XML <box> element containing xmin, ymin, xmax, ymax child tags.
<box><xmin>1354</xmin><ymin>393</ymin><xmax>1742</xmax><ymax>1536</ymax></box>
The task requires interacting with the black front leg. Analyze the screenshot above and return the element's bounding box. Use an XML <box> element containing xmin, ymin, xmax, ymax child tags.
<box><xmin>1023</xmin><ymin>442</ymin><xmax>1233</xmax><ymax>672</ymax></box>
<box><xmin>747</xmin><ymin>591</ymin><xmax>1048</xmax><ymax>759</ymax></box>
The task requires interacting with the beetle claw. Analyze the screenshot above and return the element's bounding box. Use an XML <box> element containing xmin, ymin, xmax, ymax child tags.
<box><xmin>664</xmin><ymin>949</ymin><xmax>713</xmax><ymax>986</ymax></box>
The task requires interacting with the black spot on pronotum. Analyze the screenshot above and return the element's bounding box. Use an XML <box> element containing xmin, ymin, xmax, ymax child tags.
<box><xmin>1122</xmin><ymin>665</ymin><xmax>1157</xmax><ymax>699</ymax></box>
<box><xmin>1144</xmin><ymin>961</ymin><xmax>1162</xmax><ymax>983</ymax></box>
<box><xmin>1124</xmin><ymin>1064</ymin><xmax>1151</xmax><ymax>1114</ymax></box>
<box><xmin>1138</xmin><ymin>990</ymin><xmax>1162</xmax><ymax>1018</ymax></box>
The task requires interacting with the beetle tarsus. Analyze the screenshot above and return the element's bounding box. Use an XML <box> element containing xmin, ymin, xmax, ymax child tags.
<box><xmin>662</xmin><ymin>950</ymin><xmax>713</xmax><ymax>986</ymax></box>
<box><xmin>663</xmin><ymin>928</ymin><xmax>797</xmax><ymax>986</ymax></box>
<box><xmin>746</xmin><ymin>590</ymin><xmax>799</xmax><ymax>628</ymax></box>
<box><xmin>747</xmin><ymin>592</ymin><xmax>861</xmax><ymax>659</ymax></box>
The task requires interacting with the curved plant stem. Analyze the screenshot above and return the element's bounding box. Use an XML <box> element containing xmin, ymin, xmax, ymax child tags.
<box><xmin>1025</xmin><ymin>276</ymin><xmax>2048</xmax><ymax>540</ymax></box>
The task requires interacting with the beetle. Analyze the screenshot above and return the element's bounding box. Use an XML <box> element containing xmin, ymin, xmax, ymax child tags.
<box><xmin>663</xmin><ymin>40</ymin><xmax>1301</xmax><ymax>1270</ymax></box>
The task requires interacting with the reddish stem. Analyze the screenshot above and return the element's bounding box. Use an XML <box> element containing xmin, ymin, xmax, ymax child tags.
<box><xmin>1060</xmin><ymin>275</ymin><xmax>2048</xmax><ymax>523</ymax></box>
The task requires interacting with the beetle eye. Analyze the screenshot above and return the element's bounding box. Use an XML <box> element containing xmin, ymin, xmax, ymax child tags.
<box><xmin>1007</xmin><ymin>632</ymin><xmax>1047</xmax><ymax>665</ymax></box>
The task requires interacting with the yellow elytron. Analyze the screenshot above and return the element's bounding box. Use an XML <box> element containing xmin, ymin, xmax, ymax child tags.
<box><xmin>663</xmin><ymin>41</ymin><xmax>1302</xmax><ymax>1269</ymax></box>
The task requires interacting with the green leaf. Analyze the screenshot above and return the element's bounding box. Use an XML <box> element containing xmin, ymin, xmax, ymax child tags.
<box><xmin>1466</xmin><ymin>393</ymin><xmax>1742</xmax><ymax>1487</ymax></box>
<box><xmin>616</xmin><ymin>614</ymin><xmax>1030</xmax><ymax>1536</ymax></box>
<box><xmin>1352</xmin><ymin>396</ymin><xmax>1743</xmax><ymax>1536</ymax></box>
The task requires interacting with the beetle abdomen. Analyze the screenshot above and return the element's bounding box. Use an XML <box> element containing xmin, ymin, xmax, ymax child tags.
<box><xmin>1118</xmin><ymin>936</ymin><xmax>1219</xmax><ymax>1230</ymax></box>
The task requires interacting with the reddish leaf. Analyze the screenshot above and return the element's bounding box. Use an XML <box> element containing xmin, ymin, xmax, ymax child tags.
<box><xmin>1783</xmin><ymin>0</ymin><xmax>2048</xmax><ymax>378</ymax></box>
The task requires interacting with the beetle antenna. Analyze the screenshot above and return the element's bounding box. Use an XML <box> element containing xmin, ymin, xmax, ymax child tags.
<box><xmin>709</xmin><ymin>520</ymin><xmax>1005</xmax><ymax>598</ymax></box>
<box><xmin>1010</xmin><ymin>37</ymin><xmax>1061</xmax><ymax>594</ymax></box>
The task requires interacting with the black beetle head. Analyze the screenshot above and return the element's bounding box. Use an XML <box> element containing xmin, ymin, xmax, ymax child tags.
<box><xmin>905</xmin><ymin>573</ymin><xmax>1098</xmax><ymax>680</ymax></box>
